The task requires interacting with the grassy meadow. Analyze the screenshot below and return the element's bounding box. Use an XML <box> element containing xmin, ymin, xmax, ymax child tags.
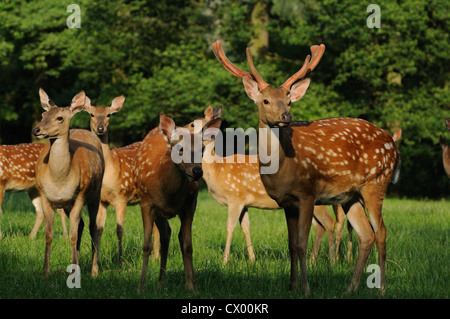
<box><xmin>0</xmin><ymin>189</ymin><xmax>448</xmax><ymax>299</ymax></box>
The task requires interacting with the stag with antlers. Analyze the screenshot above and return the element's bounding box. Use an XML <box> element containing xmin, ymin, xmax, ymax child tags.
<box><xmin>212</xmin><ymin>40</ymin><xmax>400</xmax><ymax>295</ymax></box>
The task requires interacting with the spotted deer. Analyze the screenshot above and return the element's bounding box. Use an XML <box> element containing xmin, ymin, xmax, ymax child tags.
<box><xmin>186</xmin><ymin>105</ymin><xmax>343</xmax><ymax>265</ymax></box>
<box><xmin>83</xmin><ymin>96</ymin><xmax>142</xmax><ymax>263</ymax></box>
<box><xmin>32</xmin><ymin>89</ymin><xmax>105</xmax><ymax>277</ymax></box>
<box><xmin>212</xmin><ymin>40</ymin><xmax>401</xmax><ymax>295</ymax></box>
<box><xmin>136</xmin><ymin>113</ymin><xmax>221</xmax><ymax>292</ymax></box>
<box><xmin>0</xmin><ymin>143</ymin><xmax>67</xmax><ymax>239</ymax></box>
<box><xmin>440</xmin><ymin>119</ymin><xmax>450</xmax><ymax>178</ymax></box>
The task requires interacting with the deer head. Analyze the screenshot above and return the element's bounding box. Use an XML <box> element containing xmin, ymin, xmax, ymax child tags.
<box><xmin>83</xmin><ymin>95</ymin><xmax>125</xmax><ymax>136</ymax></box>
<box><xmin>185</xmin><ymin>105</ymin><xmax>223</xmax><ymax>134</ymax></box>
<box><xmin>159</xmin><ymin>113</ymin><xmax>221</xmax><ymax>181</ymax></box>
<box><xmin>211</xmin><ymin>41</ymin><xmax>325</xmax><ymax>128</ymax></box>
<box><xmin>33</xmin><ymin>88</ymin><xmax>86</xmax><ymax>139</ymax></box>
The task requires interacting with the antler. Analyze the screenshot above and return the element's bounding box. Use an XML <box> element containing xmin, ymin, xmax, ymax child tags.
<box><xmin>246</xmin><ymin>47</ymin><xmax>269</xmax><ymax>91</ymax></box>
<box><xmin>212</xmin><ymin>40</ymin><xmax>269</xmax><ymax>91</ymax></box>
<box><xmin>280</xmin><ymin>44</ymin><xmax>325</xmax><ymax>91</ymax></box>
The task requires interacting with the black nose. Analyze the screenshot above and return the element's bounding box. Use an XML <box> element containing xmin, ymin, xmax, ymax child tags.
<box><xmin>281</xmin><ymin>112</ymin><xmax>292</xmax><ymax>123</ymax></box>
<box><xmin>192</xmin><ymin>166</ymin><xmax>203</xmax><ymax>179</ymax></box>
<box><xmin>32</xmin><ymin>127</ymin><xmax>40</xmax><ymax>136</ymax></box>
<box><xmin>97</xmin><ymin>125</ymin><xmax>104</xmax><ymax>133</ymax></box>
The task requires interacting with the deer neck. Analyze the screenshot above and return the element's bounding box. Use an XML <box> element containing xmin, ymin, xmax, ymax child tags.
<box><xmin>48</xmin><ymin>133</ymin><xmax>72</xmax><ymax>180</ymax></box>
<box><xmin>258</xmin><ymin>122</ymin><xmax>291</xmax><ymax>175</ymax></box>
<box><xmin>164</xmin><ymin>160</ymin><xmax>191</xmax><ymax>198</ymax></box>
<box><xmin>97</xmin><ymin>132</ymin><xmax>114</xmax><ymax>166</ymax></box>
<box><xmin>201</xmin><ymin>141</ymin><xmax>217</xmax><ymax>184</ymax></box>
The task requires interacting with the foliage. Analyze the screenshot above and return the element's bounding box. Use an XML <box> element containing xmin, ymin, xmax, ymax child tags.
<box><xmin>0</xmin><ymin>0</ymin><xmax>448</xmax><ymax>197</ymax></box>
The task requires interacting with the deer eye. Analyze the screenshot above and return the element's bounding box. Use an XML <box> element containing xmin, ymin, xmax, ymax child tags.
<box><xmin>263</xmin><ymin>99</ymin><xmax>269</xmax><ymax>105</ymax></box>
<box><xmin>56</xmin><ymin>116</ymin><xmax>63</xmax><ymax>121</ymax></box>
<box><xmin>191</xmin><ymin>123</ymin><xmax>195</xmax><ymax>127</ymax></box>
<box><xmin>174</xmin><ymin>144</ymin><xmax>183</xmax><ymax>156</ymax></box>
<box><xmin>90</xmin><ymin>113</ymin><xmax>94</xmax><ymax>117</ymax></box>
<box><xmin>106</xmin><ymin>114</ymin><xmax>111</xmax><ymax>118</ymax></box>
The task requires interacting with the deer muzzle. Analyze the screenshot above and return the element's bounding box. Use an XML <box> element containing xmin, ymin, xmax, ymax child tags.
<box><xmin>32</xmin><ymin>126</ymin><xmax>47</xmax><ymax>139</ymax></box>
<box><xmin>97</xmin><ymin>125</ymin><xmax>105</xmax><ymax>134</ymax></box>
<box><xmin>275</xmin><ymin>112</ymin><xmax>292</xmax><ymax>127</ymax></box>
<box><xmin>191</xmin><ymin>166</ymin><xmax>203</xmax><ymax>181</ymax></box>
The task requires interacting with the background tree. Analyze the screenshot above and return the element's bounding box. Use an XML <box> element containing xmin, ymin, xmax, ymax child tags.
<box><xmin>0</xmin><ymin>0</ymin><xmax>448</xmax><ymax>197</ymax></box>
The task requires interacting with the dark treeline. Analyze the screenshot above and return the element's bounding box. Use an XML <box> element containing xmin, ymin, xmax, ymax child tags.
<box><xmin>0</xmin><ymin>0</ymin><xmax>448</xmax><ymax>197</ymax></box>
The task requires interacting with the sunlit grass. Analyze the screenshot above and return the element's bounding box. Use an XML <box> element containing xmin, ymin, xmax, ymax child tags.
<box><xmin>0</xmin><ymin>191</ymin><xmax>448</xmax><ymax>299</ymax></box>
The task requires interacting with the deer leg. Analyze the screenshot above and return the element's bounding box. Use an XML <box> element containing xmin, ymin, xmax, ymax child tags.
<box><xmin>96</xmin><ymin>202</ymin><xmax>108</xmax><ymax>245</ymax></box>
<box><xmin>333</xmin><ymin>205</ymin><xmax>345</xmax><ymax>261</ymax></box>
<box><xmin>223</xmin><ymin>202</ymin><xmax>244</xmax><ymax>264</ymax></box>
<box><xmin>152</xmin><ymin>222</ymin><xmax>161</xmax><ymax>262</ymax></box>
<box><xmin>138</xmin><ymin>203</ymin><xmax>156</xmax><ymax>293</ymax></box>
<box><xmin>361</xmin><ymin>186</ymin><xmax>387</xmax><ymax>294</ymax></box>
<box><xmin>28</xmin><ymin>192</ymin><xmax>43</xmax><ymax>239</ymax></box>
<box><xmin>298</xmin><ymin>198</ymin><xmax>315</xmax><ymax>296</ymax></box>
<box><xmin>29</xmin><ymin>187</ymin><xmax>67</xmax><ymax>239</ymax></box>
<box><xmin>284</xmin><ymin>206</ymin><xmax>300</xmax><ymax>292</ymax></box>
<box><xmin>346</xmin><ymin>220</ymin><xmax>354</xmax><ymax>261</ymax></box>
<box><xmin>57</xmin><ymin>209</ymin><xmax>68</xmax><ymax>239</ymax></box>
<box><xmin>68</xmin><ymin>197</ymin><xmax>85</xmax><ymax>271</ymax></box>
<box><xmin>239</xmin><ymin>207</ymin><xmax>255</xmax><ymax>264</ymax></box>
<box><xmin>312</xmin><ymin>206</ymin><xmax>336</xmax><ymax>265</ymax></box>
<box><xmin>41</xmin><ymin>196</ymin><xmax>54</xmax><ymax>277</ymax></box>
<box><xmin>344</xmin><ymin>202</ymin><xmax>375</xmax><ymax>294</ymax></box>
<box><xmin>115</xmin><ymin>201</ymin><xmax>127</xmax><ymax>264</ymax></box>
<box><xmin>178</xmin><ymin>206</ymin><xmax>197</xmax><ymax>292</ymax></box>
<box><xmin>0</xmin><ymin>185</ymin><xmax>4</xmax><ymax>239</ymax></box>
<box><xmin>30</xmin><ymin>192</ymin><xmax>68</xmax><ymax>239</ymax></box>
<box><xmin>310</xmin><ymin>217</ymin><xmax>325</xmax><ymax>266</ymax></box>
<box><xmin>156</xmin><ymin>216</ymin><xmax>171</xmax><ymax>289</ymax></box>
<box><xmin>88</xmin><ymin>199</ymin><xmax>101</xmax><ymax>277</ymax></box>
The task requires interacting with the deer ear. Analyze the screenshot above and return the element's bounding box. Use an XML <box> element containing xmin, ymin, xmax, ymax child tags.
<box><xmin>242</xmin><ymin>76</ymin><xmax>260</xmax><ymax>102</ymax></box>
<box><xmin>202</xmin><ymin>118</ymin><xmax>222</xmax><ymax>142</ymax></box>
<box><xmin>213</xmin><ymin>105</ymin><xmax>223</xmax><ymax>119</ymax></box>
<box><xmin>83</xmin><ymin>96</ymin><xmax>93</xmax><ymax>113</ymax></box>
<box><xmin>205</xmin><ymin>105</ymin><xmax>223</xmax><ymax>122</ymax></box>
<box><xmin>204</xmin><ymin>118</ymin><xmax>222</xmax><ymax>131</ymax></box>
<box><xmin>70</xmin><ymin>91</ymin><xmax>86</xmax><ymax>115</ymax></box>
<box><xmin>289</xmin><ymin>78</ymin><xmax>310</xmax><ymax>103</ymax></box>
<box><xmin>392</xmin><ymin>129</ymin><xmax>402</xmax><ymax>142</ymax></box>
<box><xmin>39</xmin><ymin>88</ymin><xmax>57</xmax><ymax>111</ymax></box>
<box><xmin>159</xmin><ymin>113</ymin><xmax>176</xmax><ymax>140</ymax></box>
<box><xmin>204</xmin><ymin>105</ymin><xmax>214</xmax><ymax>122</ymax></box>
<box><xmin>110</xmin><ymin>95</ymin><xmax>125</xmax><ymax>114</ymax></box>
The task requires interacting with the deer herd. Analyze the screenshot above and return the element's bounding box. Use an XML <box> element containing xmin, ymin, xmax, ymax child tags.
<box><xmin>0</xmin><ymin>40</ymin><xmax>447</xmax><ymax>296</ymax></box>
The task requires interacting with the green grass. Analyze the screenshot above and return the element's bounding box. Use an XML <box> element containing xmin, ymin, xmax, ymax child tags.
<box><xmin>0</xmin><ymin>190</ymin><xmax>448</xmax><ymax>299</ymax></box>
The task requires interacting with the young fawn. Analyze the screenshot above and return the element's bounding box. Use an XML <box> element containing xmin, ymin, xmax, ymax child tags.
<box><xmin>186</xmin><ymin>105</ymin><xmax>343</xmax><ymax>265</ymax></box>
<box><xmin>0</xmin><ymin>143</ymin><xmax>67</xmax><ymax>239</ymax></box>
<box><xmin>83</xmin><ymin>95</ymin><xmax>141</xmax><ymax>263</ymax></box>
<box><xmin>212</xmin><ymin>40</ymin><xmax>400</xmax><ymax>295</ymax></box>
<box><xmin>136</xmin><ymin>113</ymin><xmax>221</xmax><ymax>292</ymax></box>
<box><xmin>33</xmin><ymin>89</ymin><xmax>105</xmax><ymax>277</ymax></box>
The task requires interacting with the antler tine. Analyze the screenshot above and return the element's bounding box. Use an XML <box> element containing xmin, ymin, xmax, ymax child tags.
<box><xmin>306</xmin><ymin>44</ymin><xmax>326</xmax><ymax>75</ymax></box>
<box><xmin>212</xmin><ymin>40</ymin><xmax>254</xmax><ymax>80</ymax></box>
<box><xmin>246</xmin><ymin>47</ymin><xmax>270</xmax><ymax>91</ymax></box>
<box><xmin>280</xmin><ymin>43</ymin><xmax>325</xmax><ymax>91</ymax></box>
<box><xmin>280</xmin><ymin>54</ymin><xmax>311</xmax><ymax>91</ymax></box>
